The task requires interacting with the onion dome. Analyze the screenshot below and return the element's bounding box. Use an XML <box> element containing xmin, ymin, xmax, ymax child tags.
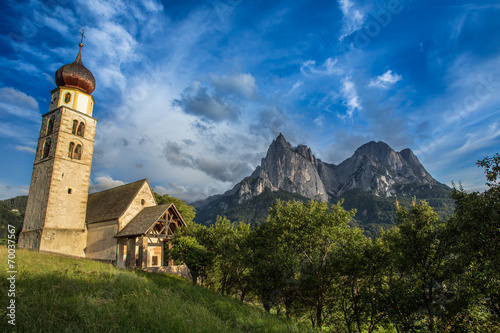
<box><xmin>55</xmin><ymin>43</ymin><xmax>95</xmax><ymax>94</ymax></box>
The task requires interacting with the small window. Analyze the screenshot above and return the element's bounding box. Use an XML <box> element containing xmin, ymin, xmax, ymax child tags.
<box><xmin>152</xmin><ymin>255</ymin><xmax>159</xmax><ymax>266</ymax></box>
<box><xmin>64</xmin><ymin>92</ymin><xmax>71</xmax><ymax>103</ymax></box>
<box><xmin>141</xmin><ymin>199</ymin><xmax>146</xmax><ymax>205</ymax></box>
<box><xmin>42</xmin><ymin>138</ymin><xmax>51</xmax><ymax>159</ymax></box>
<box><xmin>72</xmin><ymin>120</ymin><xmax>78</xmax><ymax>134</ymax></box>
<box><xmin>46</xmin><ymin>116</ymin><xmax>55</xmax><ymax>135</ymax></box>
<box><xmin>74</xmin><ymin>144</ymin><xmax>82</xmax><ymax>160</ymax></box>
<box><xmin>68</xmin><ymin>142</ymin><xmax>75</xmax><ymax>158</ymax></box>
<box><xmin>68</xmin><ymin>188</ymin><xmax>72</xmax><ymax>194</ymax></box>
<box><xmin>77</xmin><ymin>122</ymin><xmax>85</xmax><ymax>137</ymax></box>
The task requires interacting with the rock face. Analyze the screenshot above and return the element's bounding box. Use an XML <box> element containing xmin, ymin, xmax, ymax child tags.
<box><xmin>220</xmin><ymin>134</ymin><xmax>440</xmax><ymax>204</ymax></box>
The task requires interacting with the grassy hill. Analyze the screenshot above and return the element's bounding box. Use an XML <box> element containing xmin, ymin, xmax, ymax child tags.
<box><xmin>0</xmin><ymin>248</ymin><xmax>309</xmax><ymax>333</ymax></box>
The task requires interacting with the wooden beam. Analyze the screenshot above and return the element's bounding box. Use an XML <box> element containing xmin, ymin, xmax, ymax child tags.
<box><xmin>138</xmin><ymin>236</ymin><xmax>148</xmax><ymax>269</ymax></box>
<box><xmin>126</xmin><ymin>238</ymin><xmax>136</xmax><ymax>268</ymax></box>
<box><xmin>144</xmin><ymin>233</ymin><xmax>173</xmax><ymax>239</ymax></box>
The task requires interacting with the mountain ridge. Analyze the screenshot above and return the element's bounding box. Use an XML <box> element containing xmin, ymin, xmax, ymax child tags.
<box><xmin>197</xmin><ymin>134</ymin><xmax>444</xmax><ymax>206</ymax></box>
<box><xmin>193</xmin><ymin>134</ymin><xmax>452</xmax><ymax>229</ymax></box>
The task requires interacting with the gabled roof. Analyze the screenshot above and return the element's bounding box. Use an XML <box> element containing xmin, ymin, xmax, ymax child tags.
<box><xmin>114</xmin><ymin>203</ymin><xmax>185</xmax><ymax>238</ymax></box>
<box><xmin>86</xmin><ymin>179</ymin><xmax>151</xmax><ymax>224</ymax></box>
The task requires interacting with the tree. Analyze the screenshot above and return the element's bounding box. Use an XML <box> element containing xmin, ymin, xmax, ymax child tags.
<box><xmin>384</xmin><ymin>199</ymin><xmax>452</xmax><ymax>332</ymax></box>
<box><xmin>249</xmin><ymin>199</ymin><xmax>366</xmax><ymax>329</ymax></box>
<box><xmin>154</xmin><ymin>193</ymin><xmax>196</xmax><ymax>224</ymax></box>
<box><xmin>168</xmin><ymin>235</ymin><xmax>213</xmax><ymax>285</ymax></box>
<box><xmin>293</xmin><ymin>200</ymin><xmax>359</xmax><ymax>329</ymax></box>
<box><xmin>248</xmin><ymin>200</ymin><xmax>309</xmax><ymax>316</ymax></box>
<box><xmin>448</xmin><ymin>154</ymin><xmax>500</xmax><ymax>331</ymax></box>
<box><xmin>206</xmin><ymin>216</ymin><xmax>251</xmax><ymax>299</ymax></box>
<box><xmin>166</xmin><ymin>217</ymin><xmax>214</xmax><ymax>285</ymax></box>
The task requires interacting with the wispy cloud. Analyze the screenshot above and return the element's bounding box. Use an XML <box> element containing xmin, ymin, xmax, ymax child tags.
<box><xmin>0</xmin><ymin>87</ymin><xmax>39</xmax><ymax>119</ymax></box>
<box><xmin>340</xmin><ymin>76</ymin><xmax>361</xmax><ymax>117</ymax></box>
<box><xmin>15</xmin><ymin>145</ymin><xmax>36</xmax><ymax>154</ymax></box>
<box><xmin>369</xmin><ymin>70</ymin><xmax>402</xmax><ymax>88</ymax></box>
<box><xmin>288</xmin><ymin>80</ymin><xmax>303</xmax><ymax>95</ymax></box>
<box><xmin>338</xmin><ymin>0</ymin><xmax>365</xmax><ymax>41</ymax></box>
<box><xmin>300</xmin><ymin>58</ymin><xmax>343</xmax><ymax>76</ymax></box>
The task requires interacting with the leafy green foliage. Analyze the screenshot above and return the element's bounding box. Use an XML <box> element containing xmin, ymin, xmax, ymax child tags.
<box><xmin>339</xmin><ymin>183</ymin><xmax>454</xmax><ymax>237</ymax></box>
<box><xmin>206</xmin><ymin>217</ymin><xmax>251</xmax><ymax>299</ymax></box>
<box><xmin>477</xmin><ymin>152</ymin><xmax>500</xmax><ymax>187</ymax></box>
<box><xmin>167</xmin><ymin>221</ymin><xmax>214</xmax><ymax>285</ymax></box>
<box><xmin>1</xmin><ymin>195</ymin><xmax>28</xmax><ymax>214</ymax></box>
<box><xmin>248</xmin><ymin>200</ymin><xmax>367</xmax><ymax>329</ymax></box>
<box><xmin>446</xmin><ymin>154</ymin><xmax>500</xmax><ymax>330</ymax></box>
<box><xmin>382</xmin><ymin>200</ymin><xmax>453</xmax><ymax>332</ymax></box>
<box><xmin>0</xmin><ymin>199</ymin><xmax>24</xmax><ymax>243</ymax></box>
<box><xmin>155</xmin><ymin>192</ymin><xmax>196</xmax><ymax>224</ymax></box>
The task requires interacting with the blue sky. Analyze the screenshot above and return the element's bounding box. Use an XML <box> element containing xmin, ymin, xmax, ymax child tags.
<box><xmin>1</xmin><ymin>0</ymin><xmax>499</xmax><ymax>202</ymax></box>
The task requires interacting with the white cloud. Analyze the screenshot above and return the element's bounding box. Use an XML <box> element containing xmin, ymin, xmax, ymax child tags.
<box><xmin>369</xmin><ymin>70</ymin><xmax>402</xmax><ymax>88</ymax></box>
<box><xmin>0</xmin><ymin>87</ymin><xmax>39</xmax><ymax>119</ymax></box>
<box><xmin>340</xmin><ymin>76</ymin><xmax>361</xmax><ymax>117</ymax></box>
<box><xmin>211</xmin><ymin>73</ymin><xmax>258</xmax><ymax>100</ymax></box>
<box><xmin>89</xmin><ymin>175</ymin><xmax>126</xmax><ymax>193</ymax></box>
<box><xmin>300</xmin><ymin>58</ymin><xmax>343</xmax><ymax>76</ymax></box>
<box><xmin>15</xmin><ymin>145</ymin><xmax>36</xmax><ymax>154</ymax></box>
<box><xmin>314</xmin><ymin>115</ymin><xmax>325</xmax><ymax>127</ymax></box>
<box><xmin>153</xmin><ymin>185</ymin><xmax>167</xmax><ymax>195</ymax></box>
<box><xmin>338</xmin><ymin>0</ymin><xmax>365</xmax><ymax>41</ymax></box>
<box><xmin>288</xmin><ymin>80</ymin><xmax>303</xmax><ymax>95</ymax></box>
<box><xmin>451</xmin><ymin>122</ymin><xmax>500</xmax><ymax>157</ymax></box>
<box><xmin>163</xmin><ymin>183</ymin><xmax>222</xmax><ymax>203</ymax></box>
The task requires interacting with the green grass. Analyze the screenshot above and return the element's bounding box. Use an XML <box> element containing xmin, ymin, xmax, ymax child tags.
<box><xmin>0</xmin><ymin>248</ymin><xmax>311</xmax><ymax>333</ymax></box>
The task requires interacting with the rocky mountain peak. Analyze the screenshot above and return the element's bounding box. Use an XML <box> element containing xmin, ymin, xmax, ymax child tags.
<box><xmin>200</xmin><ymin>135</ymin><xmax>443</xmax><ymax>207</ymax></box>
<box><xmin>272</xmin><ymin>133</ymin><xmax>292</xmax><ymax>149</ymax></box>
<box><xmin>355</xmin><ymin>141</ymin><xmax>393</xmax><ymax>155</ymax></box>
<box><xmin>194</xmin><ymin>135</ymin><xmax>451</xmax><ymax>228</ymax></box>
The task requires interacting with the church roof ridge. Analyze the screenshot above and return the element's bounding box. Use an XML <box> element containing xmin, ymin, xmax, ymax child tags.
<box><xmin>86</xmin><ymin>179</ymin><xmax>151</xmax><ymax>224</ymax></box>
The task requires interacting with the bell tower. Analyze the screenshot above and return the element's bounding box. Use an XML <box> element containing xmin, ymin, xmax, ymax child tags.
<box><xmin>19</xmin><ymin>33</ymin><xmax>97</xmax><ymax>257</ymax></box>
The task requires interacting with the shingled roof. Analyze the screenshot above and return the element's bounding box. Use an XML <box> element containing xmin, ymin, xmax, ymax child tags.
<box><xmin>86</xmin><ymin>179</ymin><xmax>151</xmax><ymax>224</ymax></box>
<box><xmin>115</xmin><ymin>203</ymin><xmax>184</xmax><ymax>238</ymax></box>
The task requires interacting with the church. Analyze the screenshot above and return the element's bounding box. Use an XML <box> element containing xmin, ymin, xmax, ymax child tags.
<box><xmin>17</xmin><ymin>37</ymin><xmax>187</xmax><ymax>271</ymax></box>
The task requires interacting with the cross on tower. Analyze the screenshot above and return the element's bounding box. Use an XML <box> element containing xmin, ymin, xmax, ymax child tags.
<box><xmin>79</xmin><ymin>29</ymin><xmax>86</xmax><ymax>47</ymax></box>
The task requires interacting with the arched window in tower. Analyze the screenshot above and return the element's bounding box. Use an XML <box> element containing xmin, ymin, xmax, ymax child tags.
<box><xmin>68</xmin><ymin>142</ymin><xmax>75</xmax><ymax>158</ymax></box>
<box><xmin>42</xmin><ymin>138</ymin><xmax>51</xmax><ymax>159</ymax></box>
<box><xmin>64</xmin><ymin>92</ymin><xmax>71</xmax><ymax>103</ymax></box>
<box><xmin>77</xmin><ymin>122</ymin><xmax>85</xmax><ymax>137</ymax></box>
<box><xmin>74</xmin><ymin>144</ymin><xmax>82</xmax><ymax>160</ymax></box>
<box><xmin>46</xmin><ymin>116</ymin><xmax>55</xmax><ymax>135</ymax></box>
<box><xmin>72</xmin><ymin>120</ymin><xmax>78</xmax><ymax>134</ymax></box>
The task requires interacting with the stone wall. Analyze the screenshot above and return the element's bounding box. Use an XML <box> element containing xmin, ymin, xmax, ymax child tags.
<box><xmin>119</xmin><ymin>182</ymin><xmax>156</xmax><ymax>230</ymax></box>
<box><xmin>86</xmin><ymin>220</ymin><xmax>118</xmax><ymax>261</ymax></box>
